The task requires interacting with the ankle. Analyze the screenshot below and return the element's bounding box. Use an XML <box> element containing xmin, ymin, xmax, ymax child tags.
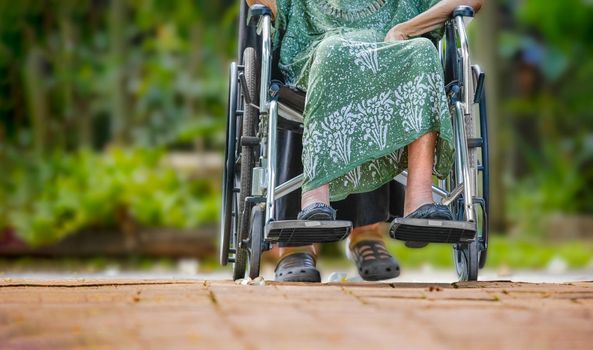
<box><xmin>403</xmin><ymin>199</ymin><xmax>433</xmax><ymax>216</ymax></box>
<box><xmin>279</xmin><ymin>245</ymin><xmax>317</xmax><ymax>260</ymax></box>
<box><xmin>348</xmin><ymin>223</ymin><xmax>387</xmax><ymax>250</ymax></box>
<box><xmin>301</xmin><ymin>185</ymin><xmax>330</xmax><ymax>209</ymax></box>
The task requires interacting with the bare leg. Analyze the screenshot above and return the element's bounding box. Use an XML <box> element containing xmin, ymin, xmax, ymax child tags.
<box><xmin>292</xmin><ymin>131</ymin><xmax>436</xmax><ymax>257</ymax></box>
<box><xmin>348</xmin><ymin>222</ymin><xmax>386</xmax><ymax>249</ymax></box>
<box><xmin>278</xmin><ymin>244</ymin><xmax>318</xmax><ymax>261</ymax></box>
<box><xmin>280</xmin><ymin>185</ymin><xmax>330</xmax><ymax>259</ymax></box>
<box><xmin>301</xmin><ymin>184</ymin><xmax>330</xmax><ymax>209</ymax></box>
<box><xmin>404</xmin><ymin>131</ymin><xmax>437</xmax><ymax>216</ymax></box>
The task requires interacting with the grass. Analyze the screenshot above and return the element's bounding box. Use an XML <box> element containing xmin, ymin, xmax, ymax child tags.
<box><xmin>0</xmin><ymin>236</ymin><xmax>591</xmax><ymax>273</ymax></box>
<box><xmin>384</xmin><ymin>236</ymin><xmax>593</xmax><ymax>269</ymax></box>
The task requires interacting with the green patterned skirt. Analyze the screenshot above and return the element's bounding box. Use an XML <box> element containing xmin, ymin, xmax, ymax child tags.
<box><xmin>301</xmin><ymin>29</ymin><xmax>455</xmax><ymax>201</ymax></box>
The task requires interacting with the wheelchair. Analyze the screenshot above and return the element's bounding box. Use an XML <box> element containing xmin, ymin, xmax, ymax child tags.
<box><xmin>220</xmin><ymin>2</ymin><xmax>490</xmax><ymax>282</ymax></box>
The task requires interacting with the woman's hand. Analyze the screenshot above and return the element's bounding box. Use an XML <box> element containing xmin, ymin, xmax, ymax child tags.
<box><xmin>246</xmin><ymin>0</ymin><xmax>277</xmax><ymax>19</ymax></box>
<box><xmin>384</xmin><ymin>23</ymin><xmax>409</xmax><ymax>42</ymax></box>
<box><xmin>385</xmin><ymin>0</ymin><xmax>483</xmax><ymax>40</ymax></box>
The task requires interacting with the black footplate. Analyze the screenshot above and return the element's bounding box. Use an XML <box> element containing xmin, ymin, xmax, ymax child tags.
<box><xmin>265</xmin><ymin>220</ymin><xmax>352</xmax><ymax>246</ymax></box>
<box><xmin>389</xmin><ymin>218</ymin><xmax>476</xmax><ymax>244</ymax></box>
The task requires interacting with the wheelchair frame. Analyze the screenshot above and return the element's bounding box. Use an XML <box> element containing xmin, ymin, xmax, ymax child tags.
<box><xmin>220</xmin><ymin>3</ymin><xmax>489</xmax><ymax>281</ymax></box>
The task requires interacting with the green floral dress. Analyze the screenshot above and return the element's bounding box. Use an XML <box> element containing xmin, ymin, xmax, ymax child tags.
<box><xmin>273</xmin><ymin>0</ymin><xmax>455</xmax><ymax>201</ymax></box>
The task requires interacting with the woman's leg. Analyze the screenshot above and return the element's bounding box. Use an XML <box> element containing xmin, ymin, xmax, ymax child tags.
<box><xmin>404</xmin><ymin>131</ymin><xmax>437</xmax><ymax>216</ymax></box>
<box><xmin>348</xmin><ymin>222</ymin><xmax>400</xmax><ymax>280</ymax></box>
<box><xmin>293</xmin><ymin>130</ymin><xmax>436</xmax><ymax>262</ymax></box>
<box><xmin>279</xmin><ymin>185</ymin><xmax>330</xmax><ymax>260</ymax></box>
<box><xmin>275</xmin><ymin>183</ymin><xmax>328</xmax><ymax>268</ymax></box>
<box><xmin>301</xmin><ymin>184</ymin><xmax>330</xmax><ymax>208</ymax></box>
<box><xmin>348</xmin><ymin>222</ymin><xmax>385</xmax><ymax>247</ymax></box>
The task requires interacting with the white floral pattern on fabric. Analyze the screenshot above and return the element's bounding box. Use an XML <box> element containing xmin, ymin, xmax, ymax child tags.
<box><xmin>395</xmin><ymin>74</ymin><xmax>428</xmax><ymax>133</ymax></box>
<box><xmin>302</xmin><ymin>120</ymin><xmax>323</xmax><ymax>180</ymax></box>
<box><xmin>344</xmin><ymin>40</ymin><xmax>380</xmax><ymax>74</ymax></box>
<box><xmin>302</xmin><ymin>69</ymin><xmax>453</xmax><ymax>195</ymax></box>
<box><xmin>387</xmin><ymin>148</ymin><xmax>405</xmax><ymax>165</ymax></box>
<box><xmin>276</xmin><ymin>0</ymin><xmax>455</xmax><ymax>201</ymax></box>
<box><xmin>358</xmin><ymin>91</ymin><xmax>395</xmax><ymax>150</ymax></box>
<box><xmin>344</xmin><ymin>165</ymin><xmax>362</xmax><ymax>187</ymax></box>
<box><xmin>319</xmin><ymin>103</ymin><xmax>358</xmax><ymax>165</ymax></box>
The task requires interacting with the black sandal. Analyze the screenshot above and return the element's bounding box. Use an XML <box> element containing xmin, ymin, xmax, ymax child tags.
<box><xmin>350</xmin><ymin>240</ymin><xmax>400</xmax><ymax>281</ymax></box>
<box><xmin>297</xmin><ymin>202</ymin><xmax>336</xmax><ymax>221</ymax></box>
<box><xmin>274</xmin><ymin>252</ymin><xmax>321</xmax><ymax>282</ymax></box>
<box><xmin>403</xmin><ymin>203</ymin><xmax>454</xmax><ymax>248</ymax></box>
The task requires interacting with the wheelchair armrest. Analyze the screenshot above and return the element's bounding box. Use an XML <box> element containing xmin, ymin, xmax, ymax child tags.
<box><xmin>451</xmin><ymin>5</ymin><xmax>475</xmax><ymax>18</ymax></box>
<box><xmin>247</xmin><ymin>4</ymin><xmax>273</xmax><ymax>27</ymax></box>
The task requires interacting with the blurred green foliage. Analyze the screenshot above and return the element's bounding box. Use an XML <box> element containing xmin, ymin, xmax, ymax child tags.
<box><xmin>385</xmin><ymin>236</ymin><xmax>593</xmax><ymax>269</ymax></box>
<box><xmin>0</xmin><ymin>1</ymin><xmax>236</xmax><ymax>244</ymax></box>
<box><xmin>1</xmin><ymin>0</ymin><xmax>593</xmax><ymax>246</ymax></box>
<box><xmin>500</xmin><ymin>0</ymin><xmax>593</xmax><ymax>235</ymax></box>
<box><xmin>1</xmin><ymin>147</ymin><xmax>220</xmax><ymax>246</ymax></box>
<box><xmin>0</xmin><ymin>0</ymin><xmax>236</xmax><ymax>149</ymax></box>
<box><xmin>0</xmin><ymin>0</ymin><xmax>237</xmax><ymax>150</ymax></box>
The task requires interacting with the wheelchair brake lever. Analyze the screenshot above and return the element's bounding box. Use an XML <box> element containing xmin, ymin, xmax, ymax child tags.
<box><xmin>239</xmin><ymin>72</ymin><xmax>261</xmax><ymax>111</ymax></box>
<box><xmin>239</xmin><ymin>72</ymin><xmax>254</xmax><ymax>105</ymax></box>
<box><xmin>473</xmin><ymin>72</ymin><xmax>485</xmax><ymax>103</ymax></box>
<box><xmin>445</xmin><ymin>80</ymin><xmax>461</xmax><ymax>104</ymax></box>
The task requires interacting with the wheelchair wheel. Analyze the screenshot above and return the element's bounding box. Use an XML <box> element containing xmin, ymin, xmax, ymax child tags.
<box><xmin>450</xmin><ymin>65</ymin><xmax>489</xmax><ymax>282</ymax></box>
<box><xmin>248</xmin><ymin>204</ymin><xmax>265</xmax><ymax>279</ymax></box>
<box><xmin>233</xmin><ymin>46</ymin><xmax>259</xmax><ymax>280</ymax></box>
<box><xmin>454</xmin><ymin>241</ymin><xmax>479</xmax><ymax>281</ymax></box>
<box><xmin>473</xmin><ymin>65</ymin><xmax>490</xmax><ymax>269</ymax></box>
<box><xmin>450</xmin><ymin>196</ymin><xmax>480</xmax><ymax>281</ymax></box>
<box><xmin>220</xmin><ymin>62</ymin><xmax>239</xmax><ymax>266</ymax></box>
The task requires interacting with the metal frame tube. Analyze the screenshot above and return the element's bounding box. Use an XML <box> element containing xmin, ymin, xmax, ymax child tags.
<box><xmin>455</xmin><ymin>16</ymin><xmax>472</xmax><ymax>109</ymax></box>
<box><xmin>275</xmin><ymin>174</ymin><xmax>304</xmax><ymax>200</ymax></box>
<box><xmin>258</xmin><ymin>16</ymin><xmax>272</xmax><ymax>114</ymax></box>
<box><xmin>455</xmin><ymin>101</ymin><xmax>475</xmax><ymax>221</ymax></box>
<box><xmin>454</xmin><ymin>16</ymin><xmax>476</xmax><ymax>222</ymax></box>
<box><xmin>265</xmin><ymin>101</ymin><xmax>278</xmax><ymax>223</ymax></box>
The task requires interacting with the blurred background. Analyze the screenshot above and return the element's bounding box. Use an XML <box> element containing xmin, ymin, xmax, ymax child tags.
<box><xmin>0</xmin><ymin>0</ymin><xmax>591</xmax><ymax>277</ymax></box>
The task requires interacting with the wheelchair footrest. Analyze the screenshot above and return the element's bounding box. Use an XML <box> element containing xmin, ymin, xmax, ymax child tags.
<box><xmin>389</xmin><ymin>218</ymin><xmax>476</xmax><ymax>244</ymax></box>
<box><xmin>265</xmin><ymin>220</ymin><xmax>352</xmax><ymax>246</ymax></box>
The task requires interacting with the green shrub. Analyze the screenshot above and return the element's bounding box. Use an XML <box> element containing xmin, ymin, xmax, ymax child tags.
<box><xmin>1</xmin><ymin>147</ymin><xmax>219</xmax><ymax>246</ymax></box>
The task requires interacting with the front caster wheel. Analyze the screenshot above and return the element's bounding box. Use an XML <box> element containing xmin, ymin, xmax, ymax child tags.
<box><xmin>454</xmin><ymin>240</ymin><xmax>479</xmax><ymax>281</ymax></box>
<box><xmin>248</xmin><ymin>204</ymin><xmax>265</xmax><ymax>280</ymax></box>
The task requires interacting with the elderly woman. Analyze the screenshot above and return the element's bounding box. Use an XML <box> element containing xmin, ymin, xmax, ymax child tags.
<box><xmin>247</xmin><ymin>0</ymin><xmax>483</xmax><ymax>282</ymax></box>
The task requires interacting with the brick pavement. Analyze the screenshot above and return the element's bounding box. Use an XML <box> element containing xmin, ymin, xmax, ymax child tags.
<box><xmin>0</xmin><ymin>278</ymin><xmax>592</xmax><ymax>349</ymax></box>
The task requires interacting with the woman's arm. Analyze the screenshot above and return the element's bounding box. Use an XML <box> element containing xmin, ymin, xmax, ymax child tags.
<box><xmin>385</xmin><ymin>0</ymin><xmax>484</xmax><ymax>41</ymax></box>
<box><xmin>246</xmin><ymin>0</ymin><xmax>278</xmax><ymax>18</ymax></box>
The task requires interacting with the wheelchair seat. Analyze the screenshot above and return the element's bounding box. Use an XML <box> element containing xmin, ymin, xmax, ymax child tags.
<box><xmin>278</xmin><ymin>86</ymin><xmax>306</xmax><ymax>132</ymax></box>
<box><xmin>279</xmin><ymin>86</ymin><xmax>306</xmax><ymax>113</ymax></box>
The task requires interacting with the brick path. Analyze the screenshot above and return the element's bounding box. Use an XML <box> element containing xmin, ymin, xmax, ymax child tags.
<box><xmin>1</xmin><ymin>278</ymin><xmax>592</xmax><ymax>349</ymax></box>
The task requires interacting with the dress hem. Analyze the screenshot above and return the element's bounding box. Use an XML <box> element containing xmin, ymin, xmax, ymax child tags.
<box><xmin>303</xmin><ymin>126</ymin><xmax>454</xmax><ymax>202</ymax></box>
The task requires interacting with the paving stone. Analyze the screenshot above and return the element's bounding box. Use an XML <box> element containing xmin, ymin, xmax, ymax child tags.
<box><xmin>0</xmin><ymin>279</ymin><xmax>591</xmax><ymax>349</ymax></box>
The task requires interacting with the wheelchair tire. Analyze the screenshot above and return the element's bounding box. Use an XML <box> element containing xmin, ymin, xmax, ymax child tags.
<box><xmin>473</xmin><ymin>66</ymin><xmax>490</xmax><ymax>269</ymax></box>
<box><xmin>233</xmin><ymin>47</ymin><xmax>259</xmax><ymax>280</ymax></box>
<box><xmin>220</xmin><ymin>62</ymin><xmax>239</xmax><ymax>266</ymax></box>
<box><xmin>248</xmin><ymin>204</ymin><xmax>265</xmax><ymax>280</ymax></box>
<box><xmin>448</xmin><ymin>90</ymin><xmax>482</xmax><ymax>281</ymax></box>
<box><xmin>454</xmin><ymin>241</ymin><xmax>479</xmax><ymax>281</ymax></box>
<box><xmin>450</xmin><ymin>199</ymin><xmax>478</xmax><ymax>281</ymax></box>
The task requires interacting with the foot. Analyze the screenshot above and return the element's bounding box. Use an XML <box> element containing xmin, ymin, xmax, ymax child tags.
<box><xmin>297</xmin><ymin>202</ymin><xmax>336</xmax><ymax>221</ymax></box>
<box><xmin>274</xmin><ymin>252</ymin><xmax>321</xmax><ymax>282</ymax></box>
<box><xmin>350</xmin><ymin>240</ymin><xmax>400</xmax><ymax>281</ymax></box>
<box><xmin>402</xmin><ymin>203</ymin><xmax>454</xmax><ymax>248</ymax></box>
